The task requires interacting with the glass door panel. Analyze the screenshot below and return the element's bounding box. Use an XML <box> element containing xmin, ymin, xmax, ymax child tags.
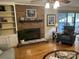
<box><xmin>67</xmin><ymin>13</ymin><xmax>75</xmax><ymax>26</ymax></box>
<box><xmin>57</xmin><ymin>13</ymin><xmax>67</xmax><ymax>33</ymax></box>
<box><xmin>75</xmin><ymin>13</ymin><xmax>79</xmax><ymax>34</ymax></box>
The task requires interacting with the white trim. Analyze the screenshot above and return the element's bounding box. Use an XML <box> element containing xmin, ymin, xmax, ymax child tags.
<box><xmin>21</xmin><ymin>38</ymin><xmax>47</xmax><ymax>44</ymax></box>
<box><xmin>15</xmin><ymin>3</ymin><xmax>44</xmax><ymax>6</ymax></box>
<box><xmin>13</xmin><ymin>3</ymin><xmax>18</xmax><ymax>32</ymax></box>
<box><xmin>0</xmin><ymin>2</ymin><xmax>14</xmax><ymax>5</ymax></box>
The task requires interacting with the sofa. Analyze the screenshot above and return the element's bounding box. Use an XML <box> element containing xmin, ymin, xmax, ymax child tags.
<box><xmin>0</xmin><ymin>44</ymin><xmax>15</xmax><ymax>59</ymax></box>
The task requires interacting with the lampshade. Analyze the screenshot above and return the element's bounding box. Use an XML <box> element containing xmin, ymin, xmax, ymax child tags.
<box><xmin>53</xmin><ymin>1</ymin><xmax>60</xmax><ymax>9</ymax></box>
<box><xmin>45</xmin><ymin>0</ymin><xmax>60</xmax><ymax>9</ymax></box>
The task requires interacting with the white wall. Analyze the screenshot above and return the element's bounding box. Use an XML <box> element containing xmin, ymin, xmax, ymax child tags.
<box><xmin>45</xmin><ymin>8</ymin><xmax>58</xmax><ymax>40</ymax></box>
<box><xmin>44</xmin><ymin>6</ymin><xmax>79</xmax><ymax>40</ymax></box>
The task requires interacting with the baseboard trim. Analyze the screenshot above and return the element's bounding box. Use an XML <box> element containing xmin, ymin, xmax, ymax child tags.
<box><xmin>17</xmin><ymin>38</ymin><xmax>47</xmax><ymax>47</ymax></box>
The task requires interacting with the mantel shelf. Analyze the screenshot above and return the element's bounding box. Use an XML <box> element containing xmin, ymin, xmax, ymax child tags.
<box><xmin>19</xmin><ymin>20</ymin><xmax>43</xmax><ymax>23</ymax></box>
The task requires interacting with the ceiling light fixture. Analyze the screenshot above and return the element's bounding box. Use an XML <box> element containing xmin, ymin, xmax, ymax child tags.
<box><xmin>45</xmin><ymin>2</ymin><xmax>50</xmax><ymax>8</ymax></box>
<box><xmin>45</xmin><ymin>0</ymin><xmax>60</xmax><ymax>9</ymax></box>
<box><xmin>53</xmin><ymin>0</ymin><xmax>60</xmax><ymax>9</ymax></box>
<box><xmin>45</xmin><ymin>0</ymin><xmax>71</xmax><ymax>9</ymax></box>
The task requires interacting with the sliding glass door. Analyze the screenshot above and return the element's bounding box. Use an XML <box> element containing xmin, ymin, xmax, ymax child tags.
<box><xmin>75</xmin><ymin>13</ymin><xmax>79</xmax><ymax>34</ymax></box>
<box><xmin>57</xmin><ymin>12</ymin><xmax>79</xmax><ymax>35</ymax></box>
<box><xmin>57</xmin><ymin>13</ymin><xmax>67</xmax><ymax>33</ymax></box>
<box><xmin>57</xmin><ymin>12</ymin><xmax>75</xmax><ymax>33</ymax></box>
<box><xmin>67</xmin><ymin>13</ymin><xmax>75</xmax><ymax>26</ymax></box>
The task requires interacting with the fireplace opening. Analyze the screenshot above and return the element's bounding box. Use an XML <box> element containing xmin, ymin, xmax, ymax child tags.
<box><xmin>18</xmin><ymin>28</ymin><xmax>41</xmax><ymax>42</ymax></box>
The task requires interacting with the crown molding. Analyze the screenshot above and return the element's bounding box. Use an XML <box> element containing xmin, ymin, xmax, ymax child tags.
<box><xmin>15</xmin><ymin>2</ymin><xmax>44</xmax><ymax>6</ymax></box>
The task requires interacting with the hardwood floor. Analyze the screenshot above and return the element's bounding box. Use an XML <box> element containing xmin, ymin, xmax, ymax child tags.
<box><xmin>15</xmin><ymin>40</ymin><xmax>79</xmax><ymax>59</ymax></box>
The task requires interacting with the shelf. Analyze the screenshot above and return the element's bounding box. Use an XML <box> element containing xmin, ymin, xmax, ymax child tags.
<box><xmin>0</xmin><ymin>16</ymin><xmax>14</xmax><ymax>18</ymax></box>
<box><xmin>0</xmin><ymin>27</ymin><xmax>16</xmax><ymax>30</ymax></box>
<box><xmin>0</xmin><ymin>22</ymin><xmax>15</xmax><ymax>24</ymax></box>
<box><xmin>0</xmin><ymin>11</ymin><xmax>14</xmax><ymax>13</ymax></box>
<box><xmin>19</xmin><ymin>20</ymin><xmax>43</xmax><ymax>23</ymax></box>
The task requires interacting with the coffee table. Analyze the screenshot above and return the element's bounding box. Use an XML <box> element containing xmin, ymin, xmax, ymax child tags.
<box><xmin>43</xmin><ymin>50</ymin><xmax>79</xmax><ymax>59</ymax></box>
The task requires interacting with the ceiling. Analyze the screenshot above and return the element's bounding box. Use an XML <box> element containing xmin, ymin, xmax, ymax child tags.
<box><xmin>0</xmin><ymin>0</ymin><xmax>79</xmax><ymax>7</ymax></box>
<box><xmin>66</xmin><ymin>0</ymin><xmax>79</xmax><ymax>7</ymax></box>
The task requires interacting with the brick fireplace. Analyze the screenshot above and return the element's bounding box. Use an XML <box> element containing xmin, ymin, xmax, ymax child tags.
<box><xmin>16</xmin><ymin>5</ymin><xmax>45</xmax><ymax>44</ymax></box>
<box><xmin>18</xmin><ymin>28</ymin><xmax>41</xmax><ymax>42</ymax></box>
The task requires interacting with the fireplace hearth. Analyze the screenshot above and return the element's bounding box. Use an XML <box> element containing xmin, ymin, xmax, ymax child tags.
<box><xmin>18</xmin><ymin>28</ymin><xmax>41</xmax><ymax>43</ymax></box>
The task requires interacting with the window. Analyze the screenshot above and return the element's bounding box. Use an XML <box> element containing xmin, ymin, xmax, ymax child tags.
<box><xmin>57</xmin><ymin>12</ymin><xmax>76</xmax><ymax>33</ymax></box>
<box><xmin>67</xmin><ymin>13</ymin><xmax>75</xmax><ymax>26</ymax></box>
<box><xmin>75</xmin><ymin>13</ymin><xmax>79</xmax><ymax>34</ymax></box>
<box><xmin>57</xmin><ymin>12</ymin><xmax>79</xmax><ymax>34</ymax></box>
<box><xmin>57</xmin><ymin>13</ymin><xmax>67</xmax><ymax>33</ymax></box>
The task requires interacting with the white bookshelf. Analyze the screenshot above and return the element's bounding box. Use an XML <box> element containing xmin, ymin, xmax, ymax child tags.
<box><xmin>0</xmin><ymin>5</ymin><xmax>16</xmax><ymax>35</ymax></box>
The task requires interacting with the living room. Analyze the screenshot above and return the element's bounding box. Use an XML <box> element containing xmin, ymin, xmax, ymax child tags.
<box><xmin>0</xmin><ymin>0</ymin><xmax>79</xmax><ymax>59</ymax></box>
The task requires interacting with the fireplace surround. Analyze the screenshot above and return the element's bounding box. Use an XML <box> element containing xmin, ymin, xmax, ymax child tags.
<box><xmin>18</xmin><ymin>28</ymin><xmax>41</xmax><ymax>43</ymax></box>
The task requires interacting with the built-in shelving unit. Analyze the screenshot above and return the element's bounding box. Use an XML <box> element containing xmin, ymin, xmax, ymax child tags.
<box><xmin>0</xmin><ymin>5</ymin><xmax>16</xmax><ymax>35</ymax></box>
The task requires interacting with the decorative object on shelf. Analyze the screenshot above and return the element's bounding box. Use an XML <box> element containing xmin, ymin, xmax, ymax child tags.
<box><xmin>37</xmin><ymin>18</ymin><xmax>42</xmax><ymax>20</ymax></box>
<box><xmin>26</xmin><ymin>9</ymin><xmax>37</xmax><ymax>18</ymax></box>
<box><xmin>2</xmin><ymin>19</ymin><xmax>7</xmax><ymax>22</ymax></box>
<box><xmin>26</xmin><ymin>18</ymin><xmax>31</xmax><ymax>21</ymax></box>
<box><xmin>0</xmin><ymin>6</ymin><xmax>5</xmax><ymax>11</ymax></box>
<box><xmin>19</xmin><ymin>17</ymin><xmax>43</xmax><ymax>23</ymax></box>
<box><xmin>19</xmin><ymin>17</ymin><xmax>25</xmax><ymax>22</ymax></box>
<box><xmin>47</xmin><ymin>14</ymin><xmax>55</xmax><ymax>26</ymax></box>
<box><xmin>30</xmin><ymin>18</ymin><xmax>35</xmax><ymax>20</ymax></box>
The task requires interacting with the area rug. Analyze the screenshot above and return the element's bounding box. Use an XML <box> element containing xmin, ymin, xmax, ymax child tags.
<box><xmin>43</xmin><ymin>50</ymin><xmax>79</xmax><ymax>59</ymax></box>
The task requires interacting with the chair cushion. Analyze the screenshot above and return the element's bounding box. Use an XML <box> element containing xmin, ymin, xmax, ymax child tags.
<box><xmin>0</xmin><ymin>48</ymin><xmax>15</xmax><ymax>59</ymax></box>
<box><xmin>0</xmin><ymin>49</ymin><xmax>3</xmax><ymax>55</ymax></box>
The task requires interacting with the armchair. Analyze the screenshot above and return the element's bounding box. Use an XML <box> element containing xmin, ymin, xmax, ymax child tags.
<box><xmin>56</xmin><ymin>26</ymin><xmax>75</xmax><ymax>45</ymax></box>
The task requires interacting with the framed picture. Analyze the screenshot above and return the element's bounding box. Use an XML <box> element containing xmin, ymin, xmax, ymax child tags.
<box><xmin>26</xmin><ymin>9</ymin><xmax>37</xmax><ymax>18</ymax></box>
<box><xmin>47</xmin><ymin>14</ymin><xmax>56</xmax><ymax>26</ymax></box>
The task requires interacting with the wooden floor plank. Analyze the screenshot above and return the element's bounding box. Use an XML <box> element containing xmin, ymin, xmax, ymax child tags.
<box><xmin>15</xmin><ymin>40</ymin><xmax>79</xmax><ymax>59</ymax></box>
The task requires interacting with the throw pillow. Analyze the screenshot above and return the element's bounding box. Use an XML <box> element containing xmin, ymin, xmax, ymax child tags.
<box><xmin>0</xmin><ymin>49</ymin><xmax>3</xmax><ymax>55</ymax></box>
